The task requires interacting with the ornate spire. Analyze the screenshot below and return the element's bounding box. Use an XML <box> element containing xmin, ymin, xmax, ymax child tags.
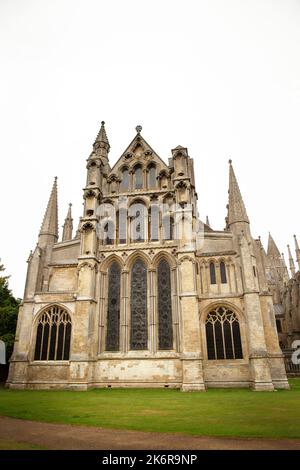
<box><xmin>205</xmin><ymin>216</ymin><xmax>210</xmax><ymax>227</ymax></box>
<box><xmin>287</xmin><ymin>244</ymin><xmax>296</xmax><ymax>277</ymax></box>
<box><xmin>267</xmin><ymin>232</ymin><xmax>281</xmax><ymax>258</ymax></box>
<box><xmin>62</xmin><ymin>203</ymin><xmax>73</xmax><ymax>242</ymax></box>
<box><xmin>39</xmin><ymin>177</ymin><xmax>58</xmax><ymax>241</ymax></box>
<box><xmin>294</xmin><ymin>234</ymin><xmax>299</xmax><ymax>251</ymax></box>
<box><xmin>93</xmin><ymin>121</ymin><xmax>110</xmax><ymax>153</ymax></box>
<box><xmin>227</xmin><ymin>160</ymin><xmax>249</xmax><ymax>226</ymax></box>
<box><xmin>281</xmin><ymin>252</ymin><xmax>290</xmax><ymax>281</ymax></box>
<box><xmin>294</xmin><ymin>234</ymin><xmax>300</xmax><ymax>271</ymax></box>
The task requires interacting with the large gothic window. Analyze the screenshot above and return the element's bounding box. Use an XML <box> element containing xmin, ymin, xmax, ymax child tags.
<box><xmin>134</xmin><ymin>165</ymin><xmax>143</xmax><ymax>189</ymax></box>
<box><xmin>130</xmin><ymin>259</ymin><xmax>147</xmax><ymax>350</ymax></box>
<box><xmin>34</xmin><ymin>306</ymin><xmax>71</xmax><ymax>361</ymax></box>
<box><xmin>158</xmin><ymin>259</ymin><xmax>173</xmax><ymax>349</ymax></box>
<box><xmin>205</xmin><ymin>307</ymin><xmax>243</xmax><ymax>360</ymax></box>
<box><xmin>106</xmin><ymin>262</ymin><xmax>121</xmax><ymax>351</ymax></box>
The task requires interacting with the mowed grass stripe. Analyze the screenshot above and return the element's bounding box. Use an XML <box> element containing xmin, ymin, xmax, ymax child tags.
<box><xmin>0</xmin><ymin>379</ymin><xmax>299</xmax><ymax>439</ymax></box>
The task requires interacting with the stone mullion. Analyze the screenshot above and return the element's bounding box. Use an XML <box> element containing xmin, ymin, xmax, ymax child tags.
<box><xmin>171</xmin><ymin>266</ymin><xmax>179</xmax><ymax>351</ymax></box>
<box><xmin>143</xmin><ymin>168</ymin><xmax>147</xmax><ymax>190</ymax></box>
<box><xmin>121</xmin><ymin>269</ymin><xmax>129</xmax><ymax>353</ymax></box>
<box><xmin>98</xmin><ymin>271</ymin><xmax>106</xmax><ymax>354</ymax></box>
<box><xmin>215</xmin><ymin>261</ymin><xmax>221</xmax><ymax>294</ymax></box>
<box><xmin>148</xmin><ymin>268</ymin><xmax>156</xmax><ymax>353</ymax></box>
<box><xmin>227</xmin><ymin>262</ymin><xmax>233</xmax><ymax>292</ymax></box>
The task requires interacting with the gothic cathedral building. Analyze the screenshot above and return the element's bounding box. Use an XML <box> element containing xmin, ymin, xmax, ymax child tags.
<box><xmin>7</xmin><ymin>123</ymin><xmax>289</xmax><ymax>391</ymax></box>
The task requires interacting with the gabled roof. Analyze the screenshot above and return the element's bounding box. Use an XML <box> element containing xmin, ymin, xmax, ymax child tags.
<box><xmin>110</xmin><ymin>129</ymin><xmax>169</xmax><ymax>175</ymax></box>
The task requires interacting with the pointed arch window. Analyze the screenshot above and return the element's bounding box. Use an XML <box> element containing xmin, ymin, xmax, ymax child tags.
<box><xmin>106</xmin><ymin>262</ymin><xmax>121</xmax><ymax>351</ymax></box>
<box><xmin>103</xmin><ymin>220</ymin><xmax>114</xmax><ymax>245</ymax></box>
<box><xmin>205</xmin><ymin>307</ymin><xmax>243</xmax><ymax>360</ymax></box>
<box><xmin>210</xmin><ymin>262</ymin><xmax>216</xmax><ymax>284</ymax></box>
<box><xmin>120</xmin><ymin>168</ymin><xmax>129</xmax><ymax>191</ymax></box>
<box><xmin>118</xmin><ymin>207</ymin><xmax>127</xmax><ymax>244</ymax></box>
<box><xmin>162</xmin><ymin>214</ymin><xmax>174</xmax><ymax>241</ymax></box>
<box><xmin>129</xmin><ymin>202</ymin><xmax>147</xmax><ymax>243</ymax></box>
<box><xmin>220</xmin><ymin>261</ymin><xmax>227</xmax><ymax>284</ymax></box>
<box><xmin>150</xmin><ymin>203</ymin><xmax>159</xmax><ymax>241</ymax></box>
<box><xmin>148</xmin><ymin>164</ymin><xmax>156</xmax><ymax>189</ymax></box>
<box><xmin>134</xmin><ymin>165</ymin><xmax>143</xmax><ymax>189</ymax></box>
<box><xmin>158</xmin><ymin>259</ymin><xmax>173</xmax><ymax>349</ymax></box>
<box><xmin>130</xmin><ymin>259</ymin><xmax>147</xmax><ymax>350</ymax></box>
<box><xmin>34</xmin><ymin>306</ymin><xmax>71</xmax><ymax>361</ymax></box>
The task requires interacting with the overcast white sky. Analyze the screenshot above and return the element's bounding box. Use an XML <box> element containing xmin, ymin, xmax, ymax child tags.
<box><xmin>0</xmin><ymin>0</ymin><xmax>300</xmax><ymax>297</ymax></box>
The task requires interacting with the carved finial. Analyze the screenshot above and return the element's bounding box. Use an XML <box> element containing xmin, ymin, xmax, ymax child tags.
<box><xmin>136</xmin><ymin>125</ymin><xmax>142</xmax><ymax>134</ymax></box>
<box><xmin>228</xmin><ymin>159</ymin><xmax>232</xmax><ymax>165</ymax></box>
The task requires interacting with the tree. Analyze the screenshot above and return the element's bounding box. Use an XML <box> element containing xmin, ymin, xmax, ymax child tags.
<box><xmin>0</xmin><ymin>260</ymin><xmax>20</xmax><ymax>361</ymax></box>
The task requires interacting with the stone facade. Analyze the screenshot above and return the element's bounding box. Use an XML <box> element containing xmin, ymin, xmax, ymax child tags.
<box><xmin>267</xmin><ymin>235</ymin><xmax>300</xmax><ymax>350</ymax></box>
<box><xmin>7</xmin><ymin>123</ymin><xmax>289</xmax><ymax>391</ymax></box>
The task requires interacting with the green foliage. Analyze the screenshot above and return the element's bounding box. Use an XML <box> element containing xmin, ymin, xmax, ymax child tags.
<box><xmin>0</xmin><ymin>261</ymin><xmax>20</xmax><ymax>360</ymax></box>
<box><xmin>0</xmin><ymin>380</ymin><xmax>299</xmax><ymax>439</ymax></box>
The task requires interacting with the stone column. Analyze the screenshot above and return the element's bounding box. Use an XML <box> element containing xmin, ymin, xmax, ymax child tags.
<box><xmin>178</xmin><ymin>255</ymin><xmax>205</xmax><ymax>391</ymax></box>
<box><xmin>239</xmin><ymin>233</ymin><xmax>274</xmax><ymax>391</ymax></box>
<box><xmin>149</xmin><ymin>268</ymin><xmax>157</xmax><ymax>354</ymax></box>
<box><xmin>121</xmin><ymin>269</ymin><xmax>129</xmax><ymax>353</ymax></box>
<box><xmin>69</xmin><ymin>260</ymin><xmax>97</xmax><ymax>390</ymax></box>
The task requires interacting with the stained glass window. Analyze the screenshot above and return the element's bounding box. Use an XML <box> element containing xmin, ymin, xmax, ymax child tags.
<box><xmin>158</xmin><ymin>259</ymin><xmax>173</xmax><ymax>349</ymax></box>
<box><xmin>106</xmin><ymin>262</ymin><xmax>121</xmax><ymax>351</ymax></box>
<box><xmin>130</xmin><ymin>259</ymin><xmax>147</xmax><ymax>350</ymax></box>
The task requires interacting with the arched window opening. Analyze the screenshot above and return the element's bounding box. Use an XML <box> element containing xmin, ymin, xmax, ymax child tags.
<box><xmin>103</xmin><ymin>220</ymin><xmax>115</xmax><ymax>245</ymax></box>
<box><xmin>150</xmin><ymin>204</ymin><xmax>159</xmax><ymax>241</ymax></box>
<box><xmin>220</xmin><ymin>261</ymin><xmax>227</xmax><ymax>284</ymax></box>
<box><xmin>129</xmin><ymin>202</ymin><xmax>147</xmax><ymax>243</ymax></box>
<box><xmin>205</xmin><ymin>307</ymin><xmax>243</xmax><ymax>360</ymax></box>
<box><xmin>148</xmin><ymin>165</ymin><xmax>156</xmax><ymax>189</ymax></box>
<box><xmin>158</xmin><ymin>259</ymin><xmax>173</xmax><ymax>349</ymax></box>
<box><xmin>134</xmin><ymin>165</ymin><xmax>143</xmax><ymax>190</ymax></box>
<box><xmin>210</xmin><ymin>262</ymin><xmax>216</xmax><ymax>284</ymax></box>
<box><xmin>162</xmin><ymin>215</ymin><xmax>174</xmax><ymax>241</ymax></box>
<box><xmin>120</xmin><ymin>168</ymin><xmax>129</xmax><ymax>191</ymax></box>
<box><xmin>118</xmin><ymin>208</ymin><xmax>127</xmax><ymax>244</ymax></box>
<box><xmin>276</xmin><ymin>319</ymin><xmax>282</xmax><ymax>333</ymax></box>
<box><xmin>34</xmin><ymin>306</ymin><xmax>71</xmax><ymax>361</ymax></box>
<box><xmin>130</xmin><ymin>259</ymin><xmax>147</xmax><ymax>350</ymax></box>
<box><xmin>106</xmin><ymin>262</ymin><xmax>121</xmax><ymax>351</ymax></box>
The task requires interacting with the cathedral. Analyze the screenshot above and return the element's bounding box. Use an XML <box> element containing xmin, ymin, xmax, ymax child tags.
<box><xmin>7</xmin><ymin>122</ymin><xmax>289</xmax><ymax>391</ymax></box>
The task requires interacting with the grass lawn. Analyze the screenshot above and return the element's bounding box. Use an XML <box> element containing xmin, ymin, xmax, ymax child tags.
<box><xmin>0</xmin><ymin>379</ymin><xmax>299</xmax><ymax>439</ymax></box>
